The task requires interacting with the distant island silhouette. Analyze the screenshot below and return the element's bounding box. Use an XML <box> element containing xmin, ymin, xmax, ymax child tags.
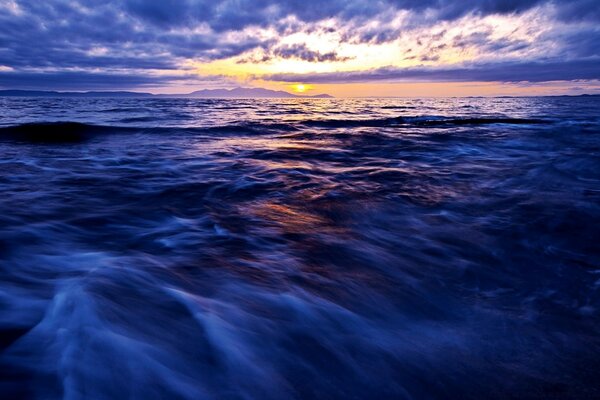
<box><xmin>0</xmin><ymin>87</ymin><xmax>333</xmax><ymax>99</ymax></box>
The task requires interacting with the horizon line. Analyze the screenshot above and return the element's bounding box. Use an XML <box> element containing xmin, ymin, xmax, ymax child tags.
<box><xmin>1</xmin><ymin>88</ymin><xmax>600</xmax><ymax>99</ymax></box>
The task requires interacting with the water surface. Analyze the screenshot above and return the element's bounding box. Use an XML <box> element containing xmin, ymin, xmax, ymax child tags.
<box><xmin>0</xmin><ymin>97</ymin><xmax>599</xmax><ymax>399</ymax></box>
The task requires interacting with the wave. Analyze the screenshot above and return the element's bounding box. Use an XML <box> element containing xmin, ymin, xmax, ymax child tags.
<box><xmin>202</xmin><ymin>122</ymin><xmax>299</xmax><ymax>135</ymax></box>
<box><xmin>301</xmin><ymin>116</ymin><xmax>550</xmax><ymax>128</ymax></box>
<box><xmin>0</xmin><ymin>116</ymin><xmax>550</xmax><ymax>143</ymax></box>
<box><xmin>0</xmin><ymin>122</ymin><xmax>262</xmax><ymax>143</ymax></box>
<box><xmin>0</xmin><ymin>122</ymin><xmax>139</xmax><ymax>143</ymax></box>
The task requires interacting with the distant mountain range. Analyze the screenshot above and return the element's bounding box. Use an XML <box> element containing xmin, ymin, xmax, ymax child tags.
<box><xmin>187</xmin><ymin>87</ymin><xmax>332</xmax><ymax>98</ymax></box>
<box><xmin>0</xmin><ymin>87</ymin><xmax>333</xmax><ymax>98</ymax></box>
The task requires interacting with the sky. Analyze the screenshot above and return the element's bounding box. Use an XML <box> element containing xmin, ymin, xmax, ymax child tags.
<box><xmin>0</xmin><ymin>0</ymin><xmax>599</xmax><ymax>97</ymax></box>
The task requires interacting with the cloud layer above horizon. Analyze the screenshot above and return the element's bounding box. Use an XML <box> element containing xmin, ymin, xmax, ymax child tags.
<box><xmin>0</xmin><ymin>0</ymin><xmax>599</xmax><ymax>94</ymax></box>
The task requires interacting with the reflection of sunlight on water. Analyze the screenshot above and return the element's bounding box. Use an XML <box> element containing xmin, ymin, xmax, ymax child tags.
<box><xmin>215</xmin><ymin>136</ymin><xmax>339</xmax><ymax>152</ymax></box>
<box><xmin>184</xmin><ymin>134</ymin><xmax>343</xmax><ymax>164</ymax></box>
<box><xmin>246</xmin><ymin>201</ymin><xmax>353</xmax><ymax>239</ymax></box>
<box><xmin>250</xmin><ymin>203</ymin><xmax>324</xmax><ymax>230</ymax></box>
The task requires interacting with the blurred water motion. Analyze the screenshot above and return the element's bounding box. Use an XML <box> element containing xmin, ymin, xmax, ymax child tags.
<box><xmin>0</xmin><ymin>97</ymin><xmax>599</xmax><ymax>399</ymax></box>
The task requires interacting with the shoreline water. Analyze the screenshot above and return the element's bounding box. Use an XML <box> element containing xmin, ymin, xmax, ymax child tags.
<box><xmin>0</xmin><ymin>96</ymin><xmax>599</xmax><ymax>399</ymax></box>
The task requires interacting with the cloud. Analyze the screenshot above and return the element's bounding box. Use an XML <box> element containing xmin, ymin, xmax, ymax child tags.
<box><xmin>273</xmin><ymin>44</ymin><xmax>350</xmax><ymax>62</ymax></box>
<box><xmin>0</xmin><ymin>0</ymin><xmax>598</xmax><ymax>90</ymax></box>
<box><xmin>120</xmin><ymin>0</ymin><xmax>599</xmax><ymax>30</ymax></box>
<box><xmin>261</xmin><ymin>59</ymin><xmax>600</xmax><ymax>83</ymax></box>
<box><xmin>0</xmin><ymin>71</ymin><xmax>171</xmax><ymax>90</ymax></box>
<box><xmin>241</xmin><ymin>44</ymin><xmax>351</xmax><ymax>63</ymax></box>
<box><xmin>0</xmin><ymin>70</ymin><xmax>228</xmax><ymax>90</ymax></box>
<box><xmin>0</xmin><ymin>0</ymin><xmax>269</xmax><ymax>71</ymax></box>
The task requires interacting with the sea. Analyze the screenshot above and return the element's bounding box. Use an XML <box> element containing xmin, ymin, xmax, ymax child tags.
<box><xmin>0</xmin><ymin>96</ymin><xmax>599</xmax><ymax>399</ymax></box>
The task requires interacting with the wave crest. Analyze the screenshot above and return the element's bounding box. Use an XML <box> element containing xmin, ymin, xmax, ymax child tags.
<box><xmin>302</xmin><ymin>116</ymin><xmax>549</xmax><ymax>128</ymax></box>
<box><xmin>0</xmin><ymin>116</ymin><xmax>550</xmax><ymax>143</ymax></box>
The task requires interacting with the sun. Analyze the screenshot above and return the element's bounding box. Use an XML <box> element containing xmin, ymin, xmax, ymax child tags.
<box><xmin>293</xmin><ymin>84</ymin><xmax>307</xmax><ymax>93</ymax></box>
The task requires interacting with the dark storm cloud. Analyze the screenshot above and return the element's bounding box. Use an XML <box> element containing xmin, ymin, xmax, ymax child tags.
<box><xmin>117</xmin><ymin>0</ymin><xmax>600</xmax><ymax>30</ymax></box>
<box><xmin>118</xmin><ymin>0</ymin><xmax>578</xmax><ymax>30</ymax></box>
<box><xmin>273</xmin><ymin>44</ymin><xmax>350</xmax><ymax>62</ymax></box>
<box><xmin>542</xmin><ymin>27</ymin><xmax>600</xmax><ymax>58</ymax></box>
<box><xmin>244</xmin><ymin>44</ymin><xmax>350</xmax><ymax>63</ymax></box>
<box><xmin>0</xmin><ymin>0</ymin><xmax>598</xmax><ymax>89</ymax></box>
<box><xmin>0</xmin><ymin>70</ymin><xmax>211</xmax><ymax>90</ymax></box>
<box><xmin>0</xmin><ymin>71</ymin><xmax>170</xmax><ymax>90</ymax></box>
<box><xmin>262</xmin><ymin>59</ymin><xmax>600</xmax><ymax>83</ymax></box>
<box><xmin>0</xmin><ymin>1</ymin><xmax>269</xmax><ymax>68</ymax></box>
<box><xmin>553</xmin><ymin>0</ymin><xmax>600</xmax><ymax>22</ymax></box>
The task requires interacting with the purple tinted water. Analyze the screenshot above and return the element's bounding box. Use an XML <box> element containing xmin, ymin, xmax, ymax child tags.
<box><xmin>0</xmin><ymin>97</ymin><xmax>599</xmax><ymax>399</ymax></box>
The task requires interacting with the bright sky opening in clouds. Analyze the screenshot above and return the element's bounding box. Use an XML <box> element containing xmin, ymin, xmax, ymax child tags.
<box><xmin>0</xmin><ymin>0</ymin><xmax>599</xmax><ymax>96</ymax></box>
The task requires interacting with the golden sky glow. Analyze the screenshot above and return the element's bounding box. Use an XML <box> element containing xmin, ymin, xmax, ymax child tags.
<box><xmin>159</xmin><ymin>5</ymin><xmax>599</xmax><ymax>97</ymax></box>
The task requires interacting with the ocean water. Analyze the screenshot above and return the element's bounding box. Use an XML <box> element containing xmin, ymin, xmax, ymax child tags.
<box><xmin>0</xmin><ymin>96</ymin><xmax>599</xmax><ymax>399</ymax></box>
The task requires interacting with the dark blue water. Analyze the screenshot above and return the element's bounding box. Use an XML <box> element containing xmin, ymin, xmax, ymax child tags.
<box><xmin>0</xmin><ymin>97</ymin><xmax>599</xmax><ymax>399</ymax></box>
